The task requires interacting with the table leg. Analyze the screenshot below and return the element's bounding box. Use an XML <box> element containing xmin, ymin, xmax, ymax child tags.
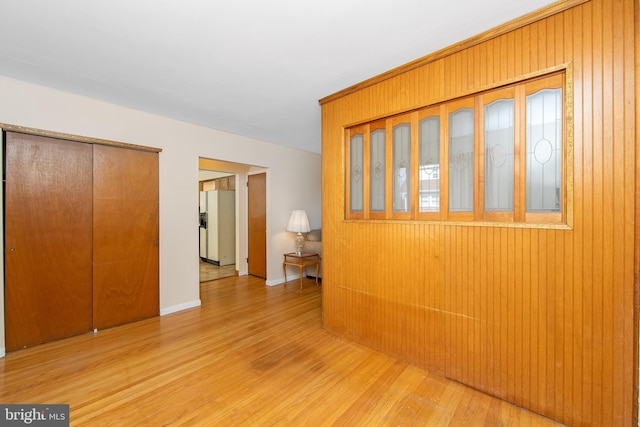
<box><xmin>315</xmin><ymin>262</ymin><xmax>319</xmax><ymax>286</ymax></box>
<box><xmin>283</xmin><ymin>263</ymin><xmax>287</xmax><ymax>286</ymax></box>
<box><xmin>299</xmin><ymin>265</ymin><xmax>303</xmax><ymax>289</ymax></box>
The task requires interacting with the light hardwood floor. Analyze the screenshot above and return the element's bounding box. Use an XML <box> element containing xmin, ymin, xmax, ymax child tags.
<box><xmin>0</xmin><ymin>275</ymin><xmax>564</xmax><ymax>426</ymax></box>
<box><xmin>199</xmin><ymin>259</ymin><xmax>236</xmax><ymax>282</ymax></box>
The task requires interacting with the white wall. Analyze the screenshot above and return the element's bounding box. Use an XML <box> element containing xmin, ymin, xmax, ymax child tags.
<box><xmin>0</xmin><ymin>76</ymin><xmax>322</xmax><ymax>356</ymax></box>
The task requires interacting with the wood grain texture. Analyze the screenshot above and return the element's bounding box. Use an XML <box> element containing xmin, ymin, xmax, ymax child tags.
<box><xmin>4</xmin><ymin>132</ymin><xmax>93</xmax><ymax>351</ymax></box>
<box><xmin>0</xmin><ymin>275</ymin><xmax>563</xmax><ymax>426</ymax></box>
<box><xmin>248</xmin><ymin>173</ymin><xmax>267</xmax><ymax>278</ymax></box>
<box><xmin>0</xmin><ymin>123</ymin><xmax>162</xmax><ymax>153</ymax></box>
<box><xmin>92</xmin><ymin>145</ymin><xmax>159</xmax><ymax>330</ymax></box>
<box><xmin>319</xmin><ymin>0</ymin><xmax>637</xmax><ymax>425</ymax></box>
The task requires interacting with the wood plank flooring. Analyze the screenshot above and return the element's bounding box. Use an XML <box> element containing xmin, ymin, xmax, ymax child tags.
<box><xmin>199</xmin><ymin>259</ymin><xmax>236</xmax><ymax>282</ymax></box>
<box><xmin>0</xmin><ymin>275</ymin><xmax>564</xmax><ymax>426</ymax></box>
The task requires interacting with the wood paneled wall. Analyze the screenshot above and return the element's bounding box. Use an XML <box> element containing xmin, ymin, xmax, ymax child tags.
<box><xmin>319</xmin><ymin>0</ymin><xmax>637</xmax><ymax>425</ymax></box>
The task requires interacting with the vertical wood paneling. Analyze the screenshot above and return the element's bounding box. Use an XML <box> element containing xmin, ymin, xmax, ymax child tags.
<box><xmin>591</xmin><ymin>2</ymin><xmax>605</xmax><ymax>423</ymax></box>
<box><xmin>623</xmin><ymin>0</ymin><xmax>637</xmax><ymax>424</ymax></box>
<box><xmin>506</xmin><ymin>228</ymin><xmax>516</xmax><ymax>404</ymax></box>
<box><xmin>561</xmin><ymin>6</ymin><xmax>576</xmax><ymax>420</ymax></box>
<box><xmin>319</xmin><ymin>1</ymin><xmax>636</xmax><ymax>425</ymax></box>
<box><xmin>601</xmin><ymin>2</ymin><xmax>615</xmax><ymax>423</ymax></box>
<box><xmin>569</xmin><ymin>4</ymin><xmax>586</xmax><ymax>423</ymax></box>
<box><xmin>556</xmin><ymin>230</ymin><xmax>565</xmax><ymax>416</ymax></box>
<box><xmin>513</xmin><ymin>228</ymin><xmax>523</xmax><ymax>406</ymax></box>
<box><xmin>581</xmin><ymin>1</ymin><xmax>596</xmax><ymax>423</ymax></box>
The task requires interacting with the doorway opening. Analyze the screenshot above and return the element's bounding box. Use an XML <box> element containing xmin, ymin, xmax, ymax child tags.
<box><xmin>199</xmin><ymin>169</ymin><xmax>236</xmax><ymax>282</ymax></box>
<box><xmin>198</xmin><ymin>157</ymin><xmax>267</xmax><ymax>284</ymax></box>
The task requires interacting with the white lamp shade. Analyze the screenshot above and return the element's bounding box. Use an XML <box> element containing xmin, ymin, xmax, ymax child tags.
<box><xmin>286</xmin><ymin>210</ymin><xmax>310</xmax><ymax>233</ymax></box>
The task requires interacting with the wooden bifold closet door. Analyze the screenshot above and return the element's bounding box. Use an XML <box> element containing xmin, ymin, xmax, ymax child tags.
<box><xmin>4</xmin><ymin>132</ymin><xmax>159</xmax><ymax>351</ymax></box>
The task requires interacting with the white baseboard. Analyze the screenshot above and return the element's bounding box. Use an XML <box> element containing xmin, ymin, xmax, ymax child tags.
<box><xmin>238</xmin><ymin>270</ymin><xmax>248</xmax><ymax>276</ymax></box>
<box><xmin>160</xmin><ymin>299</ymin><xmax>201</xmax><ymax>316</ymax></box>
<box><xmin>266</xmin><ymin>274</ymin><xmax>300</xmax><ymax>287</ymax></box>
<box><xmin>0</xmin><ymin>347</ymin><xmax>5</xmax><ymax>358</ymax></box>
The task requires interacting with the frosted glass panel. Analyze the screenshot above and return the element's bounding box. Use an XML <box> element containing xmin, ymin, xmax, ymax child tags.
<box><xmin>526</xmin><ymin>88</ymin><xmax>562</xmax><ymax>212</ymax></box>
<box><xmin>449</xmin><ymin>108</ymin><xmax>474</xmax><ymax>212</ymax></box>
<box><xmin>484</xmin><ymin>99</ymin><xmax>514</xmax><ymax>212</ymax></box>
<box><xmin>350</xmin><ymin>134</ymin><xmax>364</xmax><ymax>212</ymax></box>
<box><xmin>369</xmin><ymin>129</ymin><xmax>386</xmax><ymax>212</ymax></box>
<box><xmin>393</xmin><ymin>123</ymin><xmax>411</xmax><ymax>212</ymax></box>
<box><xmin>419</xmin><ymin>116</ymin><xmax>440</xmax><ymax>212</ymax></box>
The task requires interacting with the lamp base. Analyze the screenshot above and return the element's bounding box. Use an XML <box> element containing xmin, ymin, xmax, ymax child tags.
<box><xmin>295</xmin><ymin>232</ymin><xmax>304</xmax><ymax>255</ymax></box>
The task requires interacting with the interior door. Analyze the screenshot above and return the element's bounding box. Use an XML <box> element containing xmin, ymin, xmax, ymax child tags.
<box><xmin>4</xmin><ymin>132</ymin><xmax>93</xmax><ymax>351</ymax></box>
<box><xmin>92</xmin><ymin>145</ymin><xmax>159</xmax><ymax>329</ymax></box>
<box><xmin>248</xmin><ymin>173</ymin><xmax>266</xmax><ymax>278</ymax></box>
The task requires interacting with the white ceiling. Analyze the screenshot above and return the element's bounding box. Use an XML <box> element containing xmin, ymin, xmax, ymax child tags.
<box><xmin>0</xmin><ymin>0</ymin><xmax>557</xmax><ymax>153</ymax></box>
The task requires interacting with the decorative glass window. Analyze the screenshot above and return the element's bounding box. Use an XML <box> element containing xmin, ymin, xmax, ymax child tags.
<box><xmin>370</xmin><ymin>128</ymin><xmax>386</xmax><ymax>212</ymax></box>
<box><xmin>349</xmin><ymin>133</ymin><xmax>364</xmax><ymax>213</ymax></box>
<box><xmin>484</xmin><ymin>98</ymin><xmax>515</xmax><ymax>212</ymax></box>
<box><xmin>419</xmin><ymin>115</ymin><xmax>440</xmax><ymax>213</ymax></box>
<box><xmin>448</xmin><ymin>107</ymin><xmax>474</xmax><ymax>213</ymax></box>
<box><xmin>344</xmin><ymin>70</ymin><xmax>567</xmax><ymax>226</ymax></box>
<box><xmin>392</xmin><ymin>123</ymin><xmax>411</xmax><ymax>213</ymax></box>
<box><xmin>526</xmin><ymin>88</ymin><xmax>562</xmax><ymax>213</ymax></box>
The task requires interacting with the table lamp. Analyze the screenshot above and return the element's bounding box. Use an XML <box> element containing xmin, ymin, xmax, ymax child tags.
<box><xmin>286</xmin><ymin>210</ymin><xmax>310</xmax><ymax>255</ymax></box>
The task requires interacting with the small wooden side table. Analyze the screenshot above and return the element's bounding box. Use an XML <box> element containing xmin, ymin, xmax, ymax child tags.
<box><xmin>282</xmin><ymin>252</ymin><xmax>319</xmax><ymax>289</ymax></box>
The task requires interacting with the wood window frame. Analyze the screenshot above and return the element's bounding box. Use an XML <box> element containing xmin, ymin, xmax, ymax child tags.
<box><xmin>416</xmin><ymin>105</ymin><xmax>445</xmax><ymax>221</ymax></box>
<box><xmin>345</xmin><ymin>125</ymin><xmax>367</xmax><ymax>220</ymax></box>
<box><xmin>389</xmin><ymin>113</ymin><xmax>414</xmax><ymax>220</ymax></box>
<box><xmin>344</xmin><ymin>68</ymin><xmax>571</xmax><ymax>229</ymax></box>
<box><xmin>369</xmin><ymin>120</ymin><xmax>387</xmax><ymax>220</ymax></box>
<box><xmin>444</xmin><ymin>96</ymin><xmax>477</xmax><ymax>222</ymax></box>
<box><xmin>478</xmin><ymin>86</ymin><xmax>517</xmax><ymax>223</ymax></box>
<box><xmin>522</xmin><ymin>73</ymin><xmax>566</xmax><ymax>225</ymax></box>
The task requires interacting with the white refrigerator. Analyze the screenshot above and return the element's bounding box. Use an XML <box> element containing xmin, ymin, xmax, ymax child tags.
<box><xmin>199</xmin><ymin>190</ymin><xmax>236</xmax><ymax>266</ymax></box>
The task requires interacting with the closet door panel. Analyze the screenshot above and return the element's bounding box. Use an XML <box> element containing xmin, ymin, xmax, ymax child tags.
<box><xmin>92</xmin><ymin>145</ymin><xmax>159</xmax><ymax>330</ymax></box>
<box><xmin>4</xmin><ymin>132</ymin><xmax>93</xmax><ymax>351</ymax></box>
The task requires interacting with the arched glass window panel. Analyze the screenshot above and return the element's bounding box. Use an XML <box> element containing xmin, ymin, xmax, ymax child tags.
<box><xmin>449</xmin><ymin>108</ymin><xmax>474</xmax><ymax>212</ymax></box>
<box><xmin>369</xmin><ymin>129</ymin><xmax>386</xmax><ymax>212</ymax></box>
<box><xmin>526</xmin><ymin>88</ymin><xmax>562</xmax><ymax>212</ymax></box>
<box><xmin>393</xmin><ymin>123</ymin><xmax>411</xmax><ymax>213</ymax></box>
<box><xmin>419</xmin><ymin>116</ymin><xmax>440</xmax><ymax>212</ymax></box>
<box><xmin>349</xmin><ymin>133</ymin><xmax>364</xmax><ymax>212</ymax></box>
<box><xmin>484</xmin><ymin>99</ymin><xmax>514</xmax><ymax>212</ymax></box>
